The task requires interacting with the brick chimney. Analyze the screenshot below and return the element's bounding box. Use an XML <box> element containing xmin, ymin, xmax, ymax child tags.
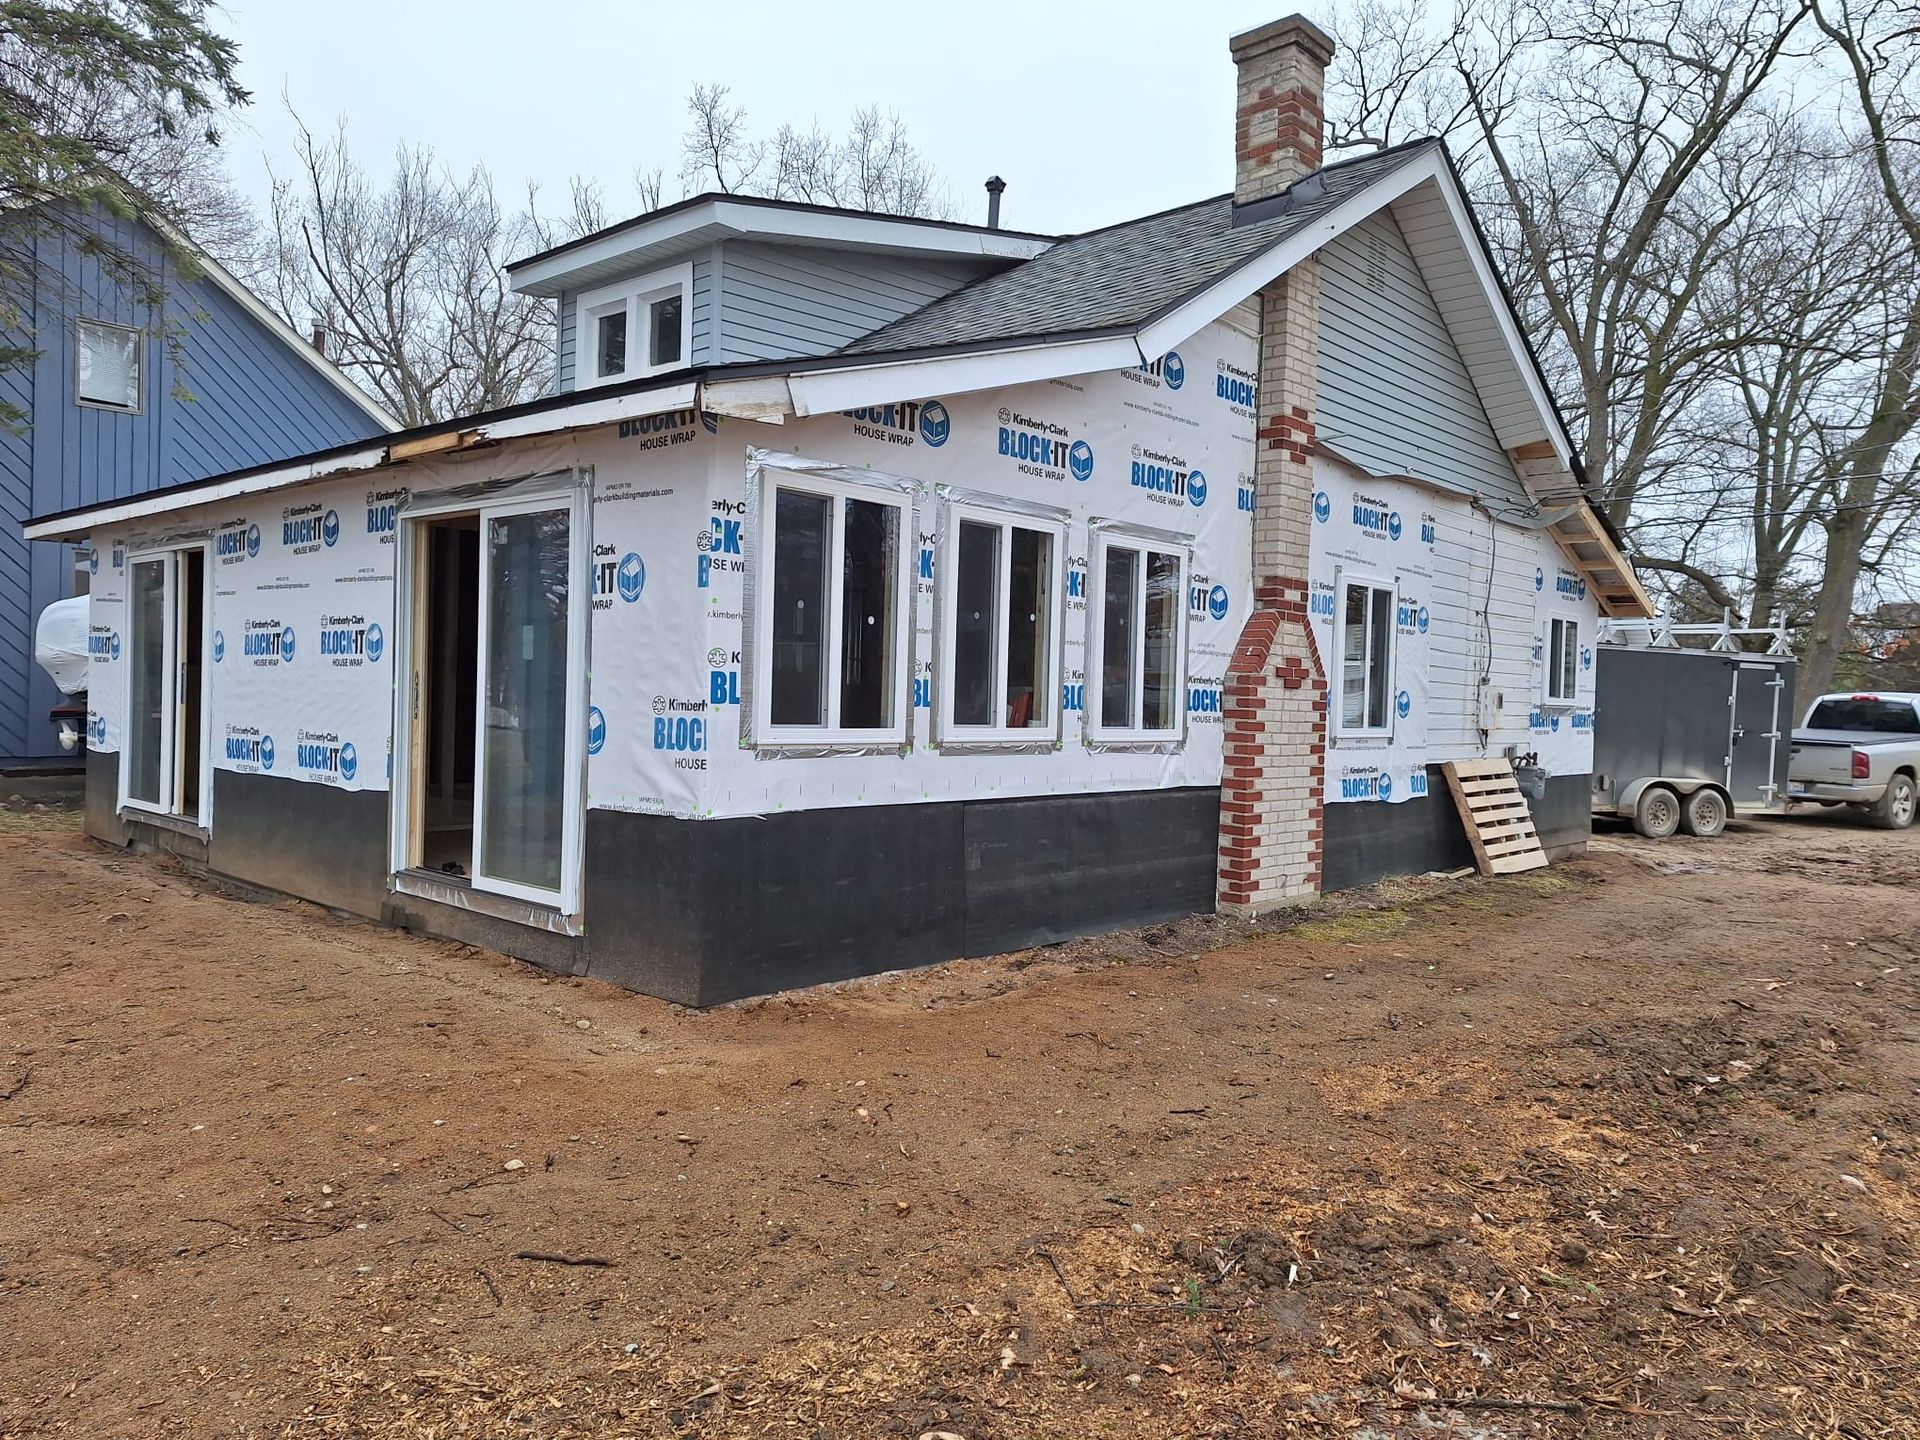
<box><xmin>1216</xmin><ymin>15</ymin><xmax>1335</xmax><ymax>916</ymax></box>
<box><xmin>1230</xmin><ymin>15</ymin><xmax>1335</xmax><ymax>205</ymax></box>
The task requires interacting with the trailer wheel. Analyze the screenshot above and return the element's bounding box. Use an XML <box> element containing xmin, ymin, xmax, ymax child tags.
<box><xmin>1633</xmin><ymin>784</ymin><xmax>1681</xmax><ymax>839</ymax></box>
<box><xmin>1869</xmin><ymin>773</ymin><xmax>1917</xmax><ymax>830</ymax></box>
<box><xmin>1680</xmin><ymin>787</ymin><xmax>1728</xmax><ymax>839</ymax></box>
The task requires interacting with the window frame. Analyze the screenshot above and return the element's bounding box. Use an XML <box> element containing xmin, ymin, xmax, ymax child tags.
<box><xmin>747</xmin><ymin>460</ymin><xmax>915</xmax><ymax>752</ymax></box>
<box><xmin>1084</xmin><ymin>523</ymin><xmax>1192</xmax><ymax>748</ymax></box>
<box><xmin>573</xmin><ymin>263</ymin><xmax>693</xmax><ymax>389</ymax></box>
<box><xmin>75</xmin><ymin>317</ymin><xmax>143</xmax><ymax>414</ymax></box>
<box><xmin>1544</xmin><ymin>615</ymin><xmax>1580</xmax><ymax>706</ymax></box>
<box><xmin>935</xmin><ymin>499</ymin><xmax>1068</xmax><ymax>748</ymax></box>
<box><xmin>1332</xmin><ymin>570</ymin><xmax>1399</xmax><ymax>740</ymax></box>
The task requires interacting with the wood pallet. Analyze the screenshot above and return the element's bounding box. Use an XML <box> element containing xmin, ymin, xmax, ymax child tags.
<box><xmin>1441</xmin><ymin>758</ymin><xmax>1548</xmax><ymax>876</ymax></box>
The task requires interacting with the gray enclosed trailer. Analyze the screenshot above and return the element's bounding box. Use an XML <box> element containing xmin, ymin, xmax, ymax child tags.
<box><xmin>1591</xmin><ymin>620</ymin><xmax>1796</xmax><ymax>839</ymax></box>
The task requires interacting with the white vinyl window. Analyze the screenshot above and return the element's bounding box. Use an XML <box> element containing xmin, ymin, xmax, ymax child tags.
<box><xmin>1335</xmin><ymin>575</ymin><xmax>1397</xmax><ymax>737</ymax></box>
<box><xmin>751</xmin><ymin>465</ymin><xmax>913</xmax><ymax>748</ymax></box>
<box><xmin>575</xmin><ymin>264</ymin><xmax>691</xmax><ymax>388</ymax></box>
<box><xmin>1087</xmin><ymin>527</ymin><xmax>1189</xmax><ymax>744</ymax></box>
<box><xmin>937</xmin><ymin>503</ymin><xmax>1066</xmax><ymax>744</ymax></box>
<box><xmin>1545</xmin><ymin>616</ymin><xmax>1579</xmax><ymax>704</ymax></box>
<box><xmin>77</xmin><ymin>318</ymin><xmax>142</xmax><ymax>412</ymax></box>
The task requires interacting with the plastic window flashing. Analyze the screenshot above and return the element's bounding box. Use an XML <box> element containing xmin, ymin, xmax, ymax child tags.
<box><xmin>934</xmin><ymin>499</ymin><xmax>1067</xmax><ymax>749</ymax></box>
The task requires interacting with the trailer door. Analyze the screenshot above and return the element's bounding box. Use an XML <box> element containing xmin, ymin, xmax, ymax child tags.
<box><xmin>1729</xmin><ymin>662</ymin><xmax>1785</xmax><ymax>808</ymax></box>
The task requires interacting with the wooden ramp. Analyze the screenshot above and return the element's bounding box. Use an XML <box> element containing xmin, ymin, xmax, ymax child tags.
<box><xmin>1442</xmin><ymin>758</ymin><xmax>1549</xmax><ymax>876</ymax></box>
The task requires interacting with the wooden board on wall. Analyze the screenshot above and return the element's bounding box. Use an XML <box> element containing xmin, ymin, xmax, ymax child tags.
<box><xmin>1442</xmin><ymin>758</ymin><xmax>1548</xmax><ymax>876</ymax></box>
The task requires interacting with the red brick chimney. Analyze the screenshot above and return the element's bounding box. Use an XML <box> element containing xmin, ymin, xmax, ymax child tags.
<box><xmin>1216</xmin><ymin>15</ymin><xmax>1335</xmax><ymax>916</ymax></box>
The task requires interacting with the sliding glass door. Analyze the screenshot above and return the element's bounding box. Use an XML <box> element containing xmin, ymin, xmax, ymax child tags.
<box><xmin>393</xmin><ymin>486</ymin><xmax>587</xmax><ymax>914</ymax></box>
<box><xmin>121</xmin><ymin>546</ymin><xmax>209</xmax><ymax>820</ymax></box>
<box><xmin>475</xmin><ymin>502</ymin><xmax>573</xmax><ymax>898</ymax></box>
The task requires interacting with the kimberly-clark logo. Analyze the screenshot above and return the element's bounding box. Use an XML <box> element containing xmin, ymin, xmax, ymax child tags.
<box><xmin>1396</xmin><ymin>689</ymin><xmax>1411</xmax><ymax>719</ymax></box>
<box><xmin>1068</xmin><ymin>439</ymin><xmax>1095</xmax><ymax>482</ymax></box>
<box><xmin>321</xmin><ymin>509</ymin><xmax>341</xmax><ymax>547</ymax></box>
<box><xmin>366</xmin><ymin>623</ymin><xmax>385</xmax><ymax>662</ymax></box>
<box><xmin>1215</xmin><ymin>359</ymin><xmax>1257</xmax><ymax>414</ymax></box>
<box><xmin>587</xmin><ymin>706</ymin><xmax>606</xmax><ymax>756</ymax></box>
<box><xmin>1128</xmin><ymin>350</ymin><xmax>1184</xmax><ymax>392</ymax></box>
<box><xmin>282</xmin><ymin>501</ymin><xmax>326</xmax><ymax>553</ymax></box>
<box><xmin>1313</xmin><ymin>491</ymin><xmax>1331</xmax><ymax>524</ymax></box>
<box><xmin>88</xmin><ymin>627</ymin><xmax>119</xmax><ymax>661</ymax></box>
<box><xmin>1186</xmin><ymin>470</ymin><xmax>1208</xmax><ymax>507</ymax></box>
<box><xmin>320</xmin><ymin>614</ymin><xmax>379</xmax><ymax>667</ymax></box>
<box><xmin>996</xmin><ymin>407</ymin><xmax>1089</xmax><ymax>483</ymax></box>
<box><xmin>339</xmin><ymin>743</ymin><xmax>358</xmax><ymax>782</ymax></box>
<box><xmin>259</xmin><ymin>734</ymin><xmax>276</xmax><ymax>771</ymax></box>
<box><xmin>212</xmin><ymin>630</ymin><xmax>225</xmax><ymax>663</ymax></box>
<box><xmin>1534</xmin><ymin>566</ymin><xmax>1546</xmax><ymax>591</ymax></box>
<box><xmin>617</xmin><ymin>552</ymin><xmax>645</xmax><ymax>602</ymax></box>
<box><xmin>1386</xmin><ymin>511</ymin><xmax>1404</xmax><ymax>541</ymax></box>
<box><xmin>1129</xmin><ymin>446</ymin><xmax>1200</xmax><ymax>508</ymax></box>
<box><xmin>1351</xmin><ymin>492</ymin><xmax>1397</xmax><ymax>539</ymax></box>
<box><xmin>246</xmin><ymin>524</ymin><xmax>261</xmax><ymax>558</ymax></box>
<box><xmin>843</xmin><ymin>399</ymin><xmax>949</xmax><ymax>449</ymax></box>
<box><xmin>1208</xmin><ymin>584</ymin><xmax>1230</xmax><ymax>621</ymax></box>
<box><xmin>242</xmin><ymin>620</ymin><xmax>293</xmax><ymax>666</ymax></box>
<box><xmin>1556</xmin><ymin>568</ymin><xmax>1588</xmax><ymax>600</ymax></box>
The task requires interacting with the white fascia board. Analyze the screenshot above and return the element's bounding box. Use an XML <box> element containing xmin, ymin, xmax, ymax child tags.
<box><xmin>23</xmin><ymin>382</ymin><xmax>700</xmax><ymax>541</ymax></box>
<box><xmin>702</xmin><ymin>375</ymin><xmax>796</xmax><ymax>421</ymax></box>
<box><xmin>510</xmin><ymin>200</ymin><xmax>1051</xmax><ymax>297</ymax></box>
<box><xmin>22</xmin><ymin>443</ymin><xmax>392</xmax><ymax>541</ymax></box>
<box><xmin>149</xmin><ymin>215</ymin><xmax>400</xmax><ymax>431</ymax></box>
<box><xmin>784</xmin><ymin>336</ymin><xmax>1143</xmax><ymax>417</ymax></box>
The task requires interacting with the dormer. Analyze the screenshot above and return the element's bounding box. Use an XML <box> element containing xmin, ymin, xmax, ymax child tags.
<box><xmin>505</xmin><ymin>194</ymin><xmax>1054</xmax><ymax>393</ymax></box>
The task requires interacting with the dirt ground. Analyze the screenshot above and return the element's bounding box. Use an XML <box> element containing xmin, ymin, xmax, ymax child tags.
<box><xmin>1</xmin><ymin>801</ymin><xmax>1917</xmax><ymax>1439</ymax></box>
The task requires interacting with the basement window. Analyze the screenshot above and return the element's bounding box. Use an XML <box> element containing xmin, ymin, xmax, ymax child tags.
<box><xmin>1545</xmin><ymin>616</ymin><xmax>1580</xmax><ymax>704</ymax></box>
<box><xmin>1336</xmin><ymin>576</ymin><xmax>1396</xmax><ymax>737</ymax></box>
<box><xmin>750</xmin><ymin>462</ymin><xmax>913</xmax><ymax>748</ymax></box>
<box><xmin>77</xmin><ymin>318</ymin><xmax>142</xmax><ymax>412</ymax></box>
<box><xmin>575</xmin><ymin>263</ymin><xmax>691</xmax><ymax>388</ymax></box>
<box><xmin>1088</xmin><ymin>527</ymin><xmax>1189</xmax><ymax>745</ymax></box>
<box><xmin>938</xmin><ymin>503</ymin><xmax>1066</xmax><ymax>744</ymax></box>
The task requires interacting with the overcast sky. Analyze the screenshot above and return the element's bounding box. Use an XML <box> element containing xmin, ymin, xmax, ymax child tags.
<box><xmin>217</xmin><ymin>0</ymin><xmax>1302</xmax><ymax>241</ymax></box>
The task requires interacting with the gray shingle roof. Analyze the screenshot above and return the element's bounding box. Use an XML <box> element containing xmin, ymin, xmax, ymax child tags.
<box><xmin>838</xmin><ymin>141</ymin><xmax>1439</xmax><ymax>360</ymax></box>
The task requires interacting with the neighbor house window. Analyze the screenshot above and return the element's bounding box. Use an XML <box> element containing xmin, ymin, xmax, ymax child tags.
<box><xmin>751</xmin><ymin>463</ymin><xmax>913</xmax><ymax>746</ymax></box>
<box><xmin>1545</xmin><ymin>616</ymin><xmax>1579</xmax><ymax>704</ymax></box>
<box><xmin>937</xmin><ymin>503</ymin><xmax>1065</xmax><ymax>742</ymax></box>
<box><xmin>1088</xmin><ymin>528</ymin><xmax>1188</xmax><ymax>743</ymax></box>
<box><xmin>1336</xmin><ymin>576</ymin><xmax>1396</xmax><ymax>735</ymax></box>
<box><xmin>77</xmin><ymin>319</ymin><xmax>141</xmax><ymax>412</ymax></box>
<box><xmin>575</xmin><ymin>264</ymin><xmax>691</xmax><ymax>388</ymax></box>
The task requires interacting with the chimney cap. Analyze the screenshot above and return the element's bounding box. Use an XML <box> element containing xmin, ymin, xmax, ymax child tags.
<box><xmin>1229</xmin><ymin>13</ymin><xmax>1335</xmax><ymax>66</ymax></box>
<box><xmin>984</xmin><ymin>175</ymin><xmax>1007</xmax><ymax>194</ymax></box>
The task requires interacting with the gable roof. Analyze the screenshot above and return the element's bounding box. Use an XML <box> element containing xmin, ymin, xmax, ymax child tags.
<box><xmin>839</xmin><ymin>142</ymin><xmax>1432</xmax><ymax>359</ymax></box>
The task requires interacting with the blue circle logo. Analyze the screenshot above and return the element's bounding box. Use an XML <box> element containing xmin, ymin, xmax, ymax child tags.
<box><xmin>110</xmin><ymin>632</ymin><xmax>121</xmax><ymax>661</ymax></box>
<box><xmin>1387</xmin><ymin>511</ymin><xmax>1403</xmax><ymax>542</ymax></box>
<box><xmin>617</xmin><ymin>552</ymin><xmax>645</xmax><ymax>603</ymax></box>
<box><xmin>87</xmin><ymin>547</ymin><xmax>98</xmax><ymax>574</ymax></box>
<box><xmin>91</xmin><ymin>714</ymin><xmax>106</xmax><ymax>745</ymax></box>
<box><xmin>339</xmin><ymin>742</ymin><xmax>358</xmax><ymax>782</ymax></box>
<box><xmin>1207</xmin><ymin>584</ymin><xmax>1230</xmax><ymax>621</ymax></box>
<box><xmin>1313</xmin><ymin>491</ymin><xmax>1331</xmax><ymax>524</ymax></box>
<box><xmin>1534</xmin><ymin>567</ymin><xmax>1545</xmax><ymax>591</ymax></box>
<box><xmin>259</xmin><ymin>734</ymin><xmax>275</xmax><ymax>771</ymax></box>
<box><xmin>1068</xmin><ymin>439</ymin><xmax>1095</xmax><ymax>482</ymax></box>
<box><xmin>1186</xmin><ymin>469</ymin><xmax>1208</xmax><ymax>507</ymax></box>
<box><xmin>322</xmin><ymin>509</ymin><xmax>341</xmax><ymax>547</ymax></box>
<box><xmin>1396</xmin><ymin>689</ymin><xmax>1411</xmax><ymax>719</ymax></box>
<box><xmin>1417</xmin><ymin>606</ymin><xmax>1430</xmax><ymax>634</ymax></box>
<box><xmin>212</xmin><ymin>629</ymin><xmax>225</xmax><ymax>663</ymax></box>
<box><xmin>1550</xmin><ymin>714</ymin><xmax>1562</xmax><ymax>733</ymax></box>
<box><xmin>1581</xmin><ymin>645</ymin><xmax>1593</xmax><ymax>671</ymax></box>
<box><xmin>246</xmin><ymin>524</ymin><xmax>261</xmax><ymax>558</ymax></box>
<box><xmin>366</xmin><ymin>622</ymin><xmax>384</xmax><ymax>662</ymax></box>
<box><xmin>587</xmin><ymin>705</ymin><xmax>606</xmax><ymax>756</ymax></box>
<box><xmin>1378</xmin><ymin>773</ymin><xmax>1394</xmax><ymax>801</ymax></box>
<box><xmin>919</xmin><ymin>400</ymin><xmax>950</xmax><ymax>447</ymax></box>
<box><xmin>1162</xmin><ymin>351</ymin><xmax>1185</xmax><ymax>390</ymax></box>
<box><xmin>280</xmin><ymin>626</ymin><xmax>296</xmax><ymax>663</ymax></box>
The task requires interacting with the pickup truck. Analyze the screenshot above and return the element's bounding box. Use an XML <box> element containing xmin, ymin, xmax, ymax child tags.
<box><xmin>1788</xmin><ymin>692</ymin><xmax>1920</xmax><ymax>829</ymax></box>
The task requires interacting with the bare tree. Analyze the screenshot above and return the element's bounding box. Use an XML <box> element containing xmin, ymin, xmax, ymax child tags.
<box><xmin>678</xmin><ymin>86</ymin><xmax>953</xmax><ymax>218</ymax></box>
<box><xmin>265</xmin><ymin>114</ymin><xmax>598</xmax><ymax>426</ymax></box>
<box><xmin>1797</xmin><ymin>0</ymin><xmax>1920</xmax><ymax>694</ymax></box>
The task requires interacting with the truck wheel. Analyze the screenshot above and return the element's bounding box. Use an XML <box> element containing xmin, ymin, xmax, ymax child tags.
<box><xmin>1680</xmin><ymin>787</ymin><xmax>1728</xmax><ymax>839</ymax></box>
<box><xmin>1633</xmin><ymin>785</ymin><xmax>1681</xmax><ymax>839</ymax></box>
<box><xmin>1870</xmin><ymin>773</ymin><xmax>1917</xmax><ymax>830</ymax></box>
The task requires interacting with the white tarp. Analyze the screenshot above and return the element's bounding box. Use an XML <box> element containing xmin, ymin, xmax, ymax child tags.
<box><xmin>34</xmin><ymin>594</ymin><xmax>91</xmax><ymax>696</ymax></box>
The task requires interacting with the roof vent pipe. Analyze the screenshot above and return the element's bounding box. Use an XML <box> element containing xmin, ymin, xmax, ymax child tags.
<box><xmin>984</xmin><ymin>175</ymin><xmax>1006</xmax><ymax>230</ymax></box>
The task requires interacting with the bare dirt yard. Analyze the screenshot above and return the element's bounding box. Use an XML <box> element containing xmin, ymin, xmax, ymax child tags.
<box><xmin>1</xmin><ymin>801</ymin><xmax>1918</xmax><ymax>1439</ymax></box>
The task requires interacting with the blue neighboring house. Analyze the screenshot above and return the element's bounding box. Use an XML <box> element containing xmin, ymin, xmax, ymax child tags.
<box><xmin>0</xmin><ymin>202</ymin><xmax>396</xmax><ymax>765</ymax></box>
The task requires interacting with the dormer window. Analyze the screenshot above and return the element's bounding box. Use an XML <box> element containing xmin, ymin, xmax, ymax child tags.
<box><xmin>576</xmin><ymin>264</ymin><xmax>691</xmax><ymax>388</ymax></box>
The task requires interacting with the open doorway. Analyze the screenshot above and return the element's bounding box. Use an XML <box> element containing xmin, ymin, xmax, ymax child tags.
<box><xmin>395</xmin><ymin>489</ymin><xmax>586</xmax><ymax>912</ymax></box>
<box><xmin>123</xmin><ymin>543</ymin><xmax>210</xmax><ymax>822</ymax></box>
